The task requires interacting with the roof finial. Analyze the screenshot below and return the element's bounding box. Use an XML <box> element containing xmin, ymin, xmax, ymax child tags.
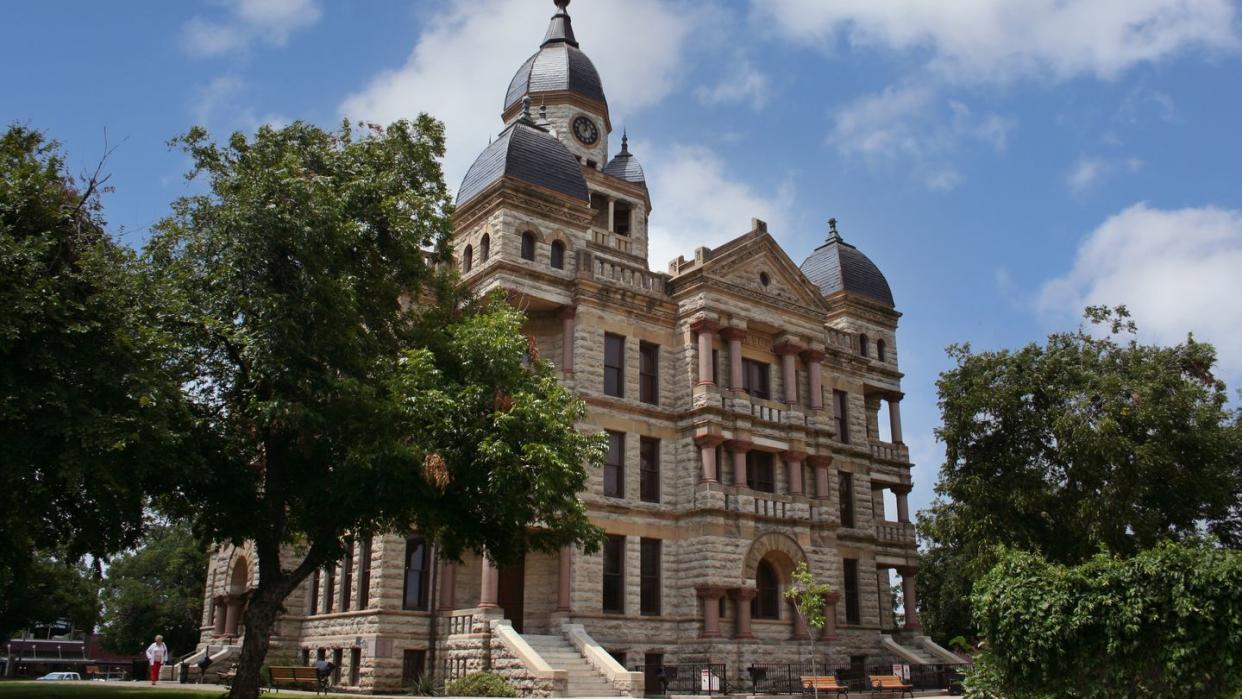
<box><xmin>555</xmin><ymin>0</ymin><xmax>570</xmax><ymax>9</ymax></box>
<box><xmin>543</xmin><ymin>0</ymin><xmax>579</xmax><ymax>47</ymax></box>
<box><xmin>827</xmin><ymin>217</ymin><xmax>842</xmax><ymax>242</ymax></box>
<box><xmin>620</xmin><ymin>129</ymin><xmax>630</xmax><ymax>155</ymax></box>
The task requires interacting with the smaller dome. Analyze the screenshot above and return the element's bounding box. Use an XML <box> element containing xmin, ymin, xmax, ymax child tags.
<box><xmin>800</xmin><ymin>219</ymin><xmax>894</xmax><ymax>307</ymax></box>
<box><xmin>603</xmin><ymin>134</ymin><xmax>645</xmax><ymax>185</ymax></box>
<box><xmin>503</xmin><ymin>2</ymin><xmax>607</xmax><ymax>115</ymax></box>
<box><xmin>457</xmin><ymin>116</ymin><xmax>589</xmax><ymax>207</ymax></box>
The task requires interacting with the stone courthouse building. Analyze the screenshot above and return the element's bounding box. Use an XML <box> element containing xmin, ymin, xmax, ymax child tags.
<box><xmin>196</xmin><ymin>1</ymin><xmax>958</xmax><ymax>694</ymax></box>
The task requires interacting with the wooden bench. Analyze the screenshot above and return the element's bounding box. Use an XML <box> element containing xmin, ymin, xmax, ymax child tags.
<box><xmin>269</xmin><ymin>665</ymin><xmax>326</xmax><ymax>694</ymax></box>
<box><xmin>869</xmin><ymin>674</ymin><xmax>913</xmax><ymax>698</ymax></box>
<box><xmin>801</xmin><ymin>675</ymin><xmax>849</xmax><ymax>697</ymax></box>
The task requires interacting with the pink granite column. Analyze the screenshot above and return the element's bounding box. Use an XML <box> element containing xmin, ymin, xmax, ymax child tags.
<box><xmin>438</xmin><ymin>563</ymin><xmax>456</xmax><ymax>611</ymax></box>
<box><xmin>900</xmin><ymin>568</ymin><xmax>921</xmax><ymax>630</ymax></box>
<box><xmin>810</xmin><ymin>455</ymin><xmax>833</xmax><ymax>499</ymax></box>
<box><xmin>791</xmin><ymin>605</ymin><xmax>810</xmax><ymax>640</ymax></box>
<box><xmin>558</xmin><ymin>546</ymin><xmax>572</xmax><ymax>612</ymax></box>
<box><xmin>731</xmin><ymin>588</ymin><xmax>756</xmax><ymax>639</ymax></box>
<box><xmin>695</xmin><ymin>435</ymin><xmax>723</xmax><ymax>483</ymax></box>
<box><xmin>774</xmin><ymin>342</ymin><xmax>801</xmax><ymax>404</ymax></box>
<box><xmin>782</xmin><ymin>451</ymin><xmax>805</xmax><ymax>496</ymax></box>
<box><xmin>692</xmin><ymin>319</ymin><xmax>719</xmax><ymax>385</ymax></box>
<box><xmin>727</xmin><ymin>439</ymin><xmax>753</xmax><ymax>488</ymax></box>
<box><xmin>803</xmin><ymin>349</ymin><xmax>825</xmax><ymax>410</ymax></box>
<box><xmin>888</xmin><ymin>394</ymin><xmax>904</xmax><ymax>444</ymax></box>
<box><xmin>224</xmin><ymin>596</ymin><xmax>242</xmax><ymax>636</ymax></box>
<box><xmin>479</xmin><ymin>557</ymin><xmax>499</xmax><ymax>608</ymax></box>
<box><xmin>721</xmin><ymin>327</ymin><xmax>747</xmax><ymax>392</ymax></box>
<box><xmin>821</xmin><ymin>592</ymin><xmax>841</xmax><ymax>641</ymax></box>
<box><xmin>894</xmin><ymin>485</ymin><xmax>912</xmax><ymax>524</ymax></box>
<box><xmin>558</xmin><ymin>306</ymin><xmax>576</xmax><ymax>375</ymax></box>
<box><xmin>213</xmin><ymin>597</ymin><xmax>227</xmax><ymax>636</ymax></box>
<box><xmin>696</xmin><ymin>586</ymin><xmax>726</xmax><ymax>638</ymax></box>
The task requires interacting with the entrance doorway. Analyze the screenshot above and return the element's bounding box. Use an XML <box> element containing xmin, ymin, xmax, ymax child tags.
<box><xmin>498</xmin><ymin>557</ymin><xmax>526</xmax><ymax>632</ymax></box>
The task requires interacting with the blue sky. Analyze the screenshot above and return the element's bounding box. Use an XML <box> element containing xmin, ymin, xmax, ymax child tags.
<box><xmin>5</xmin><ymin>0</ymin><xmax>1242</xmax><ymax>519</ymax></box>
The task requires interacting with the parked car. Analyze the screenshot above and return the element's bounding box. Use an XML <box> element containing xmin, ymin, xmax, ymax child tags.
<box><xmin>36</xmin><ymin>672</ymin><xmax>82</xmax><ymax>681</ymax></box>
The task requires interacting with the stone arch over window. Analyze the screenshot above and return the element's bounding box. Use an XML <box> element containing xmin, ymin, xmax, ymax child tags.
<box><xmin>480</xmin><ymin>234</ymin><xmax>490</xmax><ymax>262</ymax></box>
<box><xmin>741</xmin><ymin>532</ymin><xmax>809</xmax><ymax>579</ymax></box>
<box><xmin>462</xmin><ymin>244</ymin><xmax>473</xmax><ymax>272</ymax></box>
<box><xmin>550</xmin><ymin>240</ymin><xmax>566</xmax><ymax>269</ymax></box>
<box><xmin>228</xmin><ymin>555</ymin><xmax>252</xmax><ymax>594</ymax></box>
<box><xmin>520</xmin><ymin>231</ymin><xmax>536</xmax><ymax>261</ymax></box>
<box><xmin>877</xmin><ymin>339</ymin><xmax>887</xmax><ymax>362</ymax></box>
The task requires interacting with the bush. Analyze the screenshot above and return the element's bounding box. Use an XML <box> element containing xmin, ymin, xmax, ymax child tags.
<box><xmin>444</xmin><ymin>671</ymin><xmax>518</xmax><ymax>697</ymax></box>
<box><xmin>970</xmin><ymin>541</ymin><xmax>1242</xmax><ymax>698</ymax></box>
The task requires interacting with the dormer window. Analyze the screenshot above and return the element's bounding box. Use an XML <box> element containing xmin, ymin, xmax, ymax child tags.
<box><xmin>521</xmin><ymin>232</ymin><xmax>536</xmax><ymax>261</ymax></box>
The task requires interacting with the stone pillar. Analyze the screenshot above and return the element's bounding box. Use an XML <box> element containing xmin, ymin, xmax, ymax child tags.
<box><xmin>696</xmin><ymin>586</ymin><xmax>726</xmax><ymax>638</ymax></box>
<box><xmin>782</xmin><ymin>451</ymin><xmax>805</xmax><ymax>496</ymax></box>
<box><xmin>695</xmin><ymin>435</ymin><xmax>723</xmax><ymax>483</ymax></box>
<box><xmin>894</xmin><ymin>485</ymin><xmax>912</xmax><ymax>524</ymax></box>
<box><xmin>557</xmin><ymin>546</ymin><xmax>572</xmax><ymax>612</ymax></box>
<box><xmin>224</xmin><ymin>597</ymin><xmax>242</xmax><ymax>636</ymax></box>
<box><xmin>730</xmin><ymin>588</ymin><xmax>756</xmax><ymax>639</ymax></box>
<box><xmin>888</xmin><ymin>394</ymin><xmax>904</xmax><ymax>444</ymax></box>
<box><xmin>727</xmin><ymin>439</ymin><xmax>752</xmax><ymax>488</ymax></box>
<box><xmin>810</xmin><ymin>455</ymin><xmax>833</xmax><ymax>499</ymax></box>
<box><xmin>791</xmin><ymin>605</ymin><xmax>810</xmax><ymax>640</ymax></box>
<box><xmin>438</xmin><ymin>563</ymin><xmax>456</xmax><ymax>611</ymax></box>
<box><xmin>821</xmin><ymin>592</ymin><xmax>841</xmax><ymax>641</ymax></box>
<box><xmin>804</xmin><ymin>349</ymin><xmax>825</xmax><ymax>409</ymax></box>
<box><xmin>213</xmin><ymin>598</ymin><xmax>227</xmax><ymax>636</ymax></box>
<box><xmin>479</xmin><ymin>556</ymin><xmax>499</xmax><ymax>608</ymax></box>
<box><xmin>607</xmin><ymin>197</ymin><xmax>616</xmax><ymax>233</ymax></box>
<box><xmin>692</xmin><ymin>319</ymin><xmax>719</xmax><ymax>385</ymax></box>
<box><xmin>774</xmin><ymin>341</ymin><xmax>801</xmax><ymax>404</ymax></box>
<box><xmin>721</xmin><ymin>327</ymin><xmax>747</xmax><ymax>392</ymax></box>
<box><xmin>558</xmin><ymin>306</ymin><xmax>576</xmax><ymax>376</ymax></box>
<box><xmin>900</xmin><ymin>568</ymin><xmax>921</xmax><ymax>630</ymax></box>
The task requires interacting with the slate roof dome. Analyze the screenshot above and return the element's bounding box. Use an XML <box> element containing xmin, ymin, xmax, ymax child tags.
<box><xmin>457</xmin><ymin>110</ymin><xmax>590</xmax><ymax>207</ymax></box>
<box><xmin>800</xmin><ymin>219</ymin><xmax>895</xmax><ymax>307</ymax></box>
<box><xmin>602</xmin><ymin>133</ymin><xmax>645</xmax><ymax>186</ymax></box>
<box><xmin>504</xmin><ymin>1</ymin><xmax>608</xmax><ymax>115</ymax></box>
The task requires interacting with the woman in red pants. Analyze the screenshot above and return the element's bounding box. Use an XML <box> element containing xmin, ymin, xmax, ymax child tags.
<box><xmin>145</xmin><ymin>635</ymin><xmax>170</xmax><ymax>685</ymax></box>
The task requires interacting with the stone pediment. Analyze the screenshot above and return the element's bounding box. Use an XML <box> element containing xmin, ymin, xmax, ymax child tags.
<box><xmin>699</xmin><ymin>232</ymin><xmax>829</xmax><ymax>315</ymax></box>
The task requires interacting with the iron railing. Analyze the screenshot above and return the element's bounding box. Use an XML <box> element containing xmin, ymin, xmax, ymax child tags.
<box><xmin>634</xmin><ymin>663</ymin><xmax>729</xmax><ymax>695</ymax></box>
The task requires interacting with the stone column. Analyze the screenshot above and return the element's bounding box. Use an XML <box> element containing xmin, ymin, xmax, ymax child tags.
<box><xmin>727</xmin><ymin>439</ymin><xmax>752</xmax><ymax>488</ymax></box>
<box><xmin>692</xmin><ymin>319</ymin><xmax>719</xmax><ymax>385</ymax></box>
<box><xmin>803</xmin><ymin>349</ymin><xmax>825</xmax><ymax>410</ymax></box>
<box><xmin>438</xmin><ymin>563</ymin><xmax>456</xmax><ymax>611</ymax></box>
<box><xmin>695</xmin><ymin>435</ymin><xmax>723</xmax><ymax>483</ymax></box>
<box><xmin>782</xmin><ymin>451</ymin><xmax>805</xmax><ymax>496</ymax></box>
<box><xmin>810</xmin><ymin>455</ymin><xmax>833</xmax><ymax>499</ymax></box>
<box><xmin>696</xmin><ymin>586</ymin><xmax>726</xmax><ymax>638</ymax></box>
<box><xmin>730</xmin><ymin>588</ymin><xmax>756</xmax><ymax>639</ymax></box>
<box><xmin>894</xmin><ymin>485</ymin><xmax>912</xmax><ymax>524</ymax></box>
<box><xmin>558</xmin><ymin>306</ymin><xmax>576</xmax><ymax>376</ymax></box>
<box><xmin>821</xmin><ymin>592</ymin><xmax>841</xmax><ymax>641</ymax></box>
<box><xmin>607</xmin><ymin>197</ymin><xmax>616</xmax><ymax>233</ymax></box>
<box><xmin>224</xmin><ymin>597</ymin><xmax>242</xmax><ymax>636</ymax></box>
<box><xmin>557</xmin><ymin>546</ymin><xmax>572</xmax><ymax>612</ymax></box>
<box><xmin>900</xmin><ymin>568</ymin><xmax>921</xmax><ymax>630</ymax></box>
<box><xmin>213</xmin><ymin>598</ymin><xmax>227</xmax><ymax>636</ymax></box>
<box><xmin>721</xmin><ymin>327</ymin><xmax>747</xmax><ymax>392</ymax></box>
<box><xmin>791</xmin><ymin>605</ymin><xmax>810</xmax><ymax>640</ymax></box>
<box><xmin>479</xmin><ymin>556</ymin><xmax>499</xmax><ymax>608</ymax></box>
<box><xmin>774</xmin><ymin>341</ymin><xmax>801</xmax><ymax>404</ymax></box>
<box><xmin>888</xmin><ymin>394</ymin><xmax>904</xmax><ymax>444</ymax></box>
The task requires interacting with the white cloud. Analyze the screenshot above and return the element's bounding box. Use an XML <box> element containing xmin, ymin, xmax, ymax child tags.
<box><xmin>1038</xmin><ymin>203</ymin><xmax>1242</xmax><ymax>382</ymax></box>
<box><xmin>756</xmin><ymin>0</ymin><xmax>1239</xmax><ymax>84</ymax></box>
<box><xmin>1066</xmin><ymin>155</ymin><xmax>1144</xmax><ymax>193</ymax></box>
<box><xmin>182</xmin><ymin>0</ymin><xmax>322</xmax><ymax>58</ymax></box>
<box><xmin>340</xmin><ymin>0</ymin><xmax>696</xmax><ymax>192</ymax></box>
<box><xmin>694</xmin><ymin>61</ymin><xmax>769</xmax><ymax>109</ymax></box>
<box><xmin>191</xmin><ymin>76</ymin><xmax>290</xmax><ymax>133</ymax></box>
<box><xmin>643</xmin><ymin>144</ymin><xmax>796</xmax><ymax>271</ymax></box>
<box><xmin>828</xmin><ymin>83</ymin><xmax>1015</xmax><ymax>191</ymax></box>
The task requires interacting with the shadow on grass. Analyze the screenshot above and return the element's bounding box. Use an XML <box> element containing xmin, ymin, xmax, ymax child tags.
<box><xmin>0</xmin><ymin>682</ymin><xmax>228</xmax><ymax>698</ymax></box>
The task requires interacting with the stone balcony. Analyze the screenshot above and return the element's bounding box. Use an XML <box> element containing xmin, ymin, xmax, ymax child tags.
<box><xmin>875</xmin><ymin>521</ymin><xmax>917</xmax><ymax>548</ymax></box>
<box><xmin>590</xmin><ymin>227</ymin><xmax>633</xmax><ymax>256</ymax></box>
<box><xmin>694</xmin><ymin>482</ymin><xmax>835</xmax><ymax>524</ymax></box>
<box><xmin>869</xmin><ymin>440</ymin><xmax>910</xmax><ymax>464</ymax></box>
<box><xmin>580</xmin><ymin>249</ymin><xmax>667</xmax><ymax>296</ymax></box>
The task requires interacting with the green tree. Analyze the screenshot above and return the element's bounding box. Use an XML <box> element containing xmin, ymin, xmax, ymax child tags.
<box><xmin>919</xmin><ymin>306</ymin><xmax>1242</xmax><ymax>643</ymax></box>
<box><xmin>1</xmin><ymin>553</ymin><xmax>100</xmax><ymax>639</ymax></box>
<box><xmin>970</xmin><ymin>542</ymin><xmax>1242</xmax><ymax>698</ymax></box>
<box><xmin>98</xmin><ymin>523</ymin><xmax>206</xmax><ymax>656</ymax></box>
<box><xmin>148</xmin><ymin>119</ymin><xmax>604</xmax><ymax>699</ymax></box>
<box><xmin>785</xmin><ymin>562</ymin><xmax>833</xmax><ymax>697</ymax></box>
<box><xmin>0</xmin><ymin>126</ymin><xmax>192</xmax><ymax>640</ymax></box>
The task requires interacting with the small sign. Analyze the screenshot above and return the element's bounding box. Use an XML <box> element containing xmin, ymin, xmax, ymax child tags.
<box><xmin>891</xmin><ymin>664</ymin><xmax>910</xmax><ymax>681</ymax></box>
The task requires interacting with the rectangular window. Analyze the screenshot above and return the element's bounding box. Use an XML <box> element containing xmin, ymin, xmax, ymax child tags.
<box><xmin>605</xmin><ymin>431</ymin><xmax>625</xmax><ymax>498</ymax></box>
<box><xmin>746</xmin><ymin>451</ymin><xmax>775</xmax><ymax>493</ymax></box>
<box><xmin>301</xmin><ymin>649</ymin><xmax>310</xmax><ymax>666</ymax></box>
<box><xmin>838</xmin><ymin>471</ymin><xmax>855</xmax><ymax>528</ymax></box>
<box><xmin>640</xmin><ymin>538</ymin><xmax>661</xmax><ymax>616</ymax></box>
<box><xmin>639</xmin><ymin>437</ymin><xmax>660</xmax><ymax>503</ymax></box>
<box><xmin>402</xmin><ymin>650</ymin><xmax>426</xmax><ymax>688</ymax></box>
<box><xmin>403</xmin><ymin>537</ymin><xmax>430</xmax><ymax>611</ymax></box>
<box><xmin>742</xmin><ymin>359</ymin><xmax>770</xmax><ymax>400</ymax></box>
<box><xmin>341</xmin><ymin>538</ymin><xmax>354</xmax><ymax>611</ymax></box>
<box><xmin>307</xmin><ymin>570</ymin><xmax>320</xmax><ymax>615</ymax></box>
<box><xmin>323</xmin><ymin>565</ymin><xmax>335</xmax><ymax>614</ymax></box>
<box><xmin>834</xmin><ymin>390</ymin><xmax>850</xmax><ymax>444</ymax></box>
<box><xmin>349</xmin><ymin>648</ymin><xmax>361</xmax><ymax>686</ymax></box>
<box><xmin>358</xmin><ymin>536</ymin><xmax>372</xmax><ymax>609</ymax></box>
<box><xmin>603</xmin><ymin>535</ymin><xmax>625</xmax><ymax>614</ymax></box>
<box><xmin>844</xmin><ymin>559</ymin><xmax>860</xmax><ymax>625</ymax></box>
<box><xmin>639</xmin><ymin>342</ymin><xmax>659</xmax><ymax>404</ymax></box>
<box><xmin>604</xmin><ymin>333</ymin><xmax>625</xmax><ymax>397</ymax></box>
<box><xmin>332</xmin><ymin>648</ymin><xmax>343</xmax><ymax>684</ymax></box>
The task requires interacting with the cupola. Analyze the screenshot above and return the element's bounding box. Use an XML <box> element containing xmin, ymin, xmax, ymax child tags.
<box><xmin>800</xmin><ymin>219</ymin><xmax>895</xmax><ymax>307</ymax></box>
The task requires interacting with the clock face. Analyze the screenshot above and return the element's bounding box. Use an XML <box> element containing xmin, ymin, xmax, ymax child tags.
<box><xmin>572</xmin><ymin>116</ymin><xmax>599</xmax><ymax>145</ymax></box>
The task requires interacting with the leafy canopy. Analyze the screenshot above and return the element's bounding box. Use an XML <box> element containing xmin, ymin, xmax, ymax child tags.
<box><xmin>970</xmin><ymin>542</ymin><xmax>1242</xmax><ymax>699</ymax></box>
<box><xmin>918</xmin><ymin>306</ymin><xmax>1242</xmax><ymax>642</ymax></box>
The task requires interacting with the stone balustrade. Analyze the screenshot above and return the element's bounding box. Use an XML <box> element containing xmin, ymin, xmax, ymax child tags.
<box><xmin>591</xmin><ymin>227</ymin><xmax>632</xmax><ymax>255</ymax></box>
<box><xmin>876</xmin><ymin>521</ymin><xmax>916</xmax><ymax>546</ymax></box>
<box><xmin>586</xmin><ymin>251</ymin><xmax>667</xmax><ymax>294</ymax></box>
<box><xmin>447</xmin><ymin>613</ymin><xmax>475</xmax><ymax>635</ymax></box>
<box><xmin>870</xmin><ymin>440</ymin><xmax>910</xmax><ymax>463</ymax></box>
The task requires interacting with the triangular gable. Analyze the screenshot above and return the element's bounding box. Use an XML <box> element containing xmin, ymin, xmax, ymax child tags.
<box><xmin>698</xmin><ymin>230</ymin><xmax>830</xmax><ymax>315</ymax></box>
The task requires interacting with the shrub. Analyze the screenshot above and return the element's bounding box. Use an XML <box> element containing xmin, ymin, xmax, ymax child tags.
<box><xmin>445</xmin><ymin>671</ymin><xmax>518</xmax><ymax>697</ymax></box>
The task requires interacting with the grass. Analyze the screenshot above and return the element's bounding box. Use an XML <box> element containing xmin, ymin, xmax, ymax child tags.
<box><xmin>0</xmin><ymin>682</ymin><xmax>228</xmax><ymax>698</ymax></box>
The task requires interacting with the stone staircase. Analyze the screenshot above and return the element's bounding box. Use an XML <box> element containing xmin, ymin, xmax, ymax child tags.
<box><xmin>522</xmin><ymin>634</ymin><xmax>622</xmax><ymax>697</ymax></box>
<box><xmin>882</xmin><ymin>633</ymin><xmax>965</xmax><ymax>666</ymax></box>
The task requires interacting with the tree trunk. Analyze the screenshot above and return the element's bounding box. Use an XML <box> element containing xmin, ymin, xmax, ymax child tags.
<box><xmin>227</xmin><ymin>585</ymin><xmax>283</xmax><ymax>699</ymax></box>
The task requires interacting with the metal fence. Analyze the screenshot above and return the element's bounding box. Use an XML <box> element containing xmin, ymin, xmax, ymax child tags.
<box><xmin>636</xmin><ymin>663</ymin><xmax>730</xmax><ymax>695</ymax></box>
<box><xmin>635</xmin><ymin>661</ymin><xmax>966</xmax><ymax>695</ymax></box>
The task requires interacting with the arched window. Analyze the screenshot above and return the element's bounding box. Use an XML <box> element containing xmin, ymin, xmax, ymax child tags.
<box><xmin>877</xmin><ymin>339</ymin><xmax>887</xmax><ymax>362</ymax></box>
<box><xmin>480</xmin><ymin>234</ymin><xmax>490</xmax><ymax>262</ymax></box>
<box><xmin>462</xmin><ymin>245</ymin><xmax>473</xmax><ymax>272</ymax></box>
<box><xmin>752</xmin><ymin>559</ymin><xmax>780</xmax><ymax>619</ymax></box>
<box><xmin>550</xmin><ymin>240</ymin><xmax>565</xmax><ymax>269</ymax></box>
<box><xmin>403</xmin><ymin>538</ymin><xmax>429</xmax><ymax>611</ymax></box>
<box><xmin>859</xmin><ymin>333</ymin><xmax>869</xmax><ymax>358</ymax></box>
<box><xmin>521</xmin><ymin>231</ymin><xmax>536</xmax><ymax>261</ymax></box>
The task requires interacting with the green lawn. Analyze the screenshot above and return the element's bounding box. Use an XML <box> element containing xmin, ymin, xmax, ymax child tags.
<box><xmin>0</xmin><ymin>683</ymin><xmax>227</xmax><ymax>698</ymax></box>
